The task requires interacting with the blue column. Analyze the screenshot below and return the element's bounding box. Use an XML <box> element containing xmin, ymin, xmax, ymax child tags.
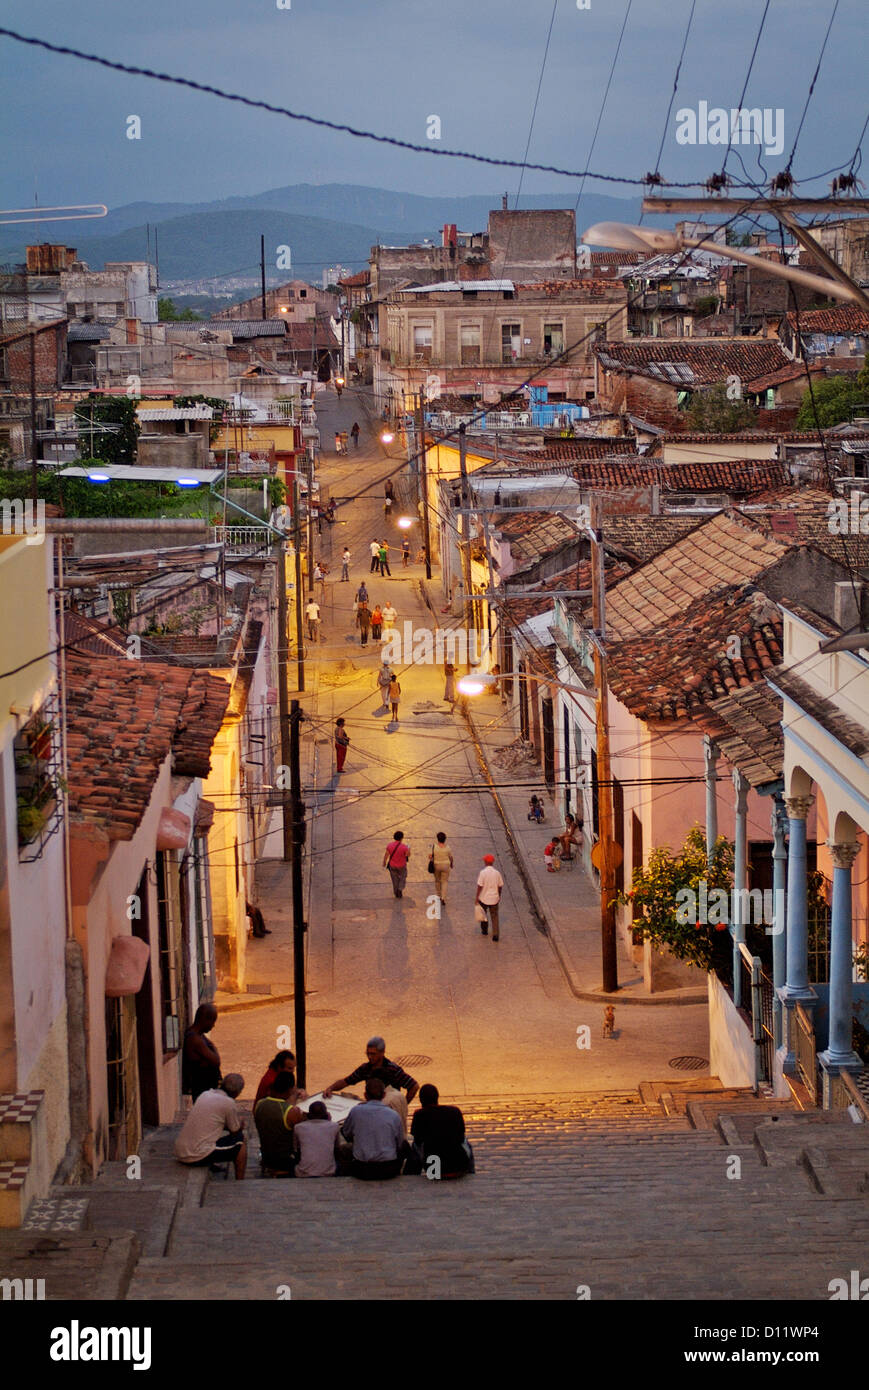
<box><xmin>782</xmin><ymin>796</ymin><xmax>814</xmax><ymax>999</ymax></box>
<box><xmin>704</xmin><ymin>736</ymin><xmax>719</xmax><ymax>866</ymax></box>
<box><xmin>819</xmin><ymin>841</ymin><xmax>861</xmax><ymax>1071</ymax></box>
<box><xmin>771</xmin><ymin>796</ymin><xmax>787</xmax><ymax>1047</ymax></box>
<box><xmin>732</xmin><ymin>770</ymin><xmax>749</xmax><ymax>1008</ymax></box>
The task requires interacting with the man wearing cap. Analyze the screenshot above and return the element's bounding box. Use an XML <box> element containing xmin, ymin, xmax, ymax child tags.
<box><xmin>475</xmin><ymin>854</ymin><xmax>504</xmax><ymax>941</ymax></box>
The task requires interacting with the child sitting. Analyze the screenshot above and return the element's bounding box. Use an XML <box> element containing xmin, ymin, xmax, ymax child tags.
<box><xmin>544</xmin><ymin>841</ymin><xmax>561</xmax><ymax>872</ymax></box>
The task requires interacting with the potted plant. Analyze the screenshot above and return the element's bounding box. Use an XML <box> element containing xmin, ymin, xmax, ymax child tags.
<box><xmin>17</xmin><ymin>798</ymin><xmax>48</xmax><ymax>846</ymax></box>
<box><xmin>28</xmin><ymin>717</ymin><xmax>53</xmax><ymax>762</ymax></box>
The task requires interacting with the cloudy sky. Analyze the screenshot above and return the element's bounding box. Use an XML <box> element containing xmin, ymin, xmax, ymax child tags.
<box><xmin>0</xmin><ymin>0</ymin><xmax>864</xmax><ymax>211</ymax></box>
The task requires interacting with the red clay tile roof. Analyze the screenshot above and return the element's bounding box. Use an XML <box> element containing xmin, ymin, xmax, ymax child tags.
<box><xmin>770</xmin><ymin>667</ymin><xmax>869</xmax><ymax>757</ymax></box>
<box><xmin>603</xmin><ymin>512</ymin><xmax>789</xmax><ymax>642</ymax></box>
<box><xmin>786</xmin><ymin>306</ymin><xmax>869</xmax><ymax>335</ymax></box>
<box><xmin>739</xmin><ymin>493</ymin><xmax>869</xmax><ymax>575</ymax></box>
<box><xmin>657</xmin><ymin>432</ymin><xmax>781</xmax><ymax>444</ymax></box>
<box><xmin>173</xmin><ymin>672</ymin><xmax>232</xmax><ymax>778</ymax></box>
<box><xmin>744</xmin><ymin>363</ymin><xmax>824</xmax><ymax>392</ymax></box>
<box><xmin>607</xmin><ymin>588</ymin><xmax>783</xmax><ymax>720</ymax></box>
<box><xmin>499</xmin><ymin>438</ymin><xmax>638</xmax><ymax>464</ymax></box>
<box><xmin>601</xmin><ymin>514</ymin><xmax>702</xmax><ymax>564</ymax></box>
<box><xmin>64</xmin><ymin>656</ymin><xmax>230</xmax><ymax>839</ymax></box>
<box><xmin>499</xmin><ymin>559</ymin><xmax>630</xmax><ymax>624</ymax></box>
<box><xmin>692</xmin><ymin>681</ymin><xmax>784</xmax><ymax>785</ymax></box>
<box><xmin>571</xmin><ymin>459</ymin><xmax>788</xmax><ymax>492</ymax></box>
<box><xmin>596</xmin><ymin>338</ymin><xmax>792</xmax><ymax>386</ymax></box>
<box><xmin>495</xmin><ymin>511</ymin><xmax>579</xmax><ymax>565</ymax></box>
<box><xmin>337</xmin><ymin>270</ymin><xmax>370</xmax><ymax>287</ymax></box>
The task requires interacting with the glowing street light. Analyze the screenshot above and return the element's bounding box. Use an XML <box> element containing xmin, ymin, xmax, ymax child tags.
<box><xmin>380</xmin><ymin>429</ymin><xmax>394</xmax><ymax>445</ymax></box>
<box><xmin>457</xmin><ymin>672</ymin><xmax>495</xmax><ymax>696</ymax></box>
<box><xmin>335</xmin><ymin>375</ymin><xmax>345</xmax><ymax>387</ymax></box>
<box><xmin>397</xmin><ymin>515</ymin><xmax>414</xmax><ymax>530</ymax></box>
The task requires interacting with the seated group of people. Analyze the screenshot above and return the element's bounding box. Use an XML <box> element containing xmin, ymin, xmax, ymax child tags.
<box><xmin>175</xmin><ymin>1022</ymin><xmax>473</xmax><ymax>1182</ymax></box>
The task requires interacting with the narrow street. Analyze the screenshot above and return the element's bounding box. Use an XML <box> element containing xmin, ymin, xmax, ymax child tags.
<box><xmin>220</xmin><ymin>388</ymin><xmax>710</xmax><ymax>1098</ymax></box>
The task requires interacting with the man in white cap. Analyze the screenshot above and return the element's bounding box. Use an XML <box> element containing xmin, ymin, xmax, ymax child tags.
<box><xmin>475</xmin><ymin>853</ymin><xmax>503</xmax><ymax>941</ymax></box>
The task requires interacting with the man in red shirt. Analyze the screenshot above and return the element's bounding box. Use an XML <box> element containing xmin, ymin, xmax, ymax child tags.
<box><xmin>383</xmin><ymin>830</ymin><xmax>410</xmax><ymax>898</ymax></box>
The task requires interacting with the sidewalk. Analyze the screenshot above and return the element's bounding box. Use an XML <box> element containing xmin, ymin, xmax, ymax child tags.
<box><xmin>463</xmin><ymin>688</ymin><xmax>706</xmax><ymax>1004</ymax></box>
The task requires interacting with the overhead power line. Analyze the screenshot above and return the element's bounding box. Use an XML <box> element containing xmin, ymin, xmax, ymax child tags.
<box><xmin>0</xmin><ymin>26</ymin><xmax>751</xmax><ymax>190</ymax></box>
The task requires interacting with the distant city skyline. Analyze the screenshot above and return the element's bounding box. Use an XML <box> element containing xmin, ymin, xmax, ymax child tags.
<box><xmin>0</xmin><ymin>0</ymin><xmax>864</xmax><ymax>215</ymax></box>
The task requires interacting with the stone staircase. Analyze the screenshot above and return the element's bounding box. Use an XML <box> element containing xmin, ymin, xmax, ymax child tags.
<box><xmin>4</xmin><ymin>1079</ymin><xmax>868</xmax><ymax>1299</ymax></box>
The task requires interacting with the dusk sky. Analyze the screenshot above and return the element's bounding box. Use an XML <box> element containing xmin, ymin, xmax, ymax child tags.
<box><xmin>0</xmin><ymin>0</ymin><xmax>864</xmax><ymax>212</ymax></box>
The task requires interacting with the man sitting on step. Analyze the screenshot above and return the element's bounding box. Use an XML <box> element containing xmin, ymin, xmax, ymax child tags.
<box><xmin>254</xmin><ymin>1071</ymin><xmax>306</xmax><ymax>1177</ymax></box>
<box><xmin>174</xmin><ymin>1073</ymin><xmax>247</xmax><ymax>1179</ymax></box>
<box><xmin>407</xmin><ymin>1084</ymin><xmax>474</xmax><ymax>1179</ymax></box>
<box><xmin>339</xmin><ymin>1078</ymin><xmax>405</xmax><ymax>1180</ymax></box>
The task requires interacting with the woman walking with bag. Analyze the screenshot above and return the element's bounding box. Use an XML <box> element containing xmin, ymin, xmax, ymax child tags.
<box><xmin>429</xmin><ymin>832</ymin><xmax>454</xmax><ymax>906</ymax></box>
<box><xmin>383</xmin><ymin>830</ymin><xmax>410</xmax><ymax>898</ymax></box>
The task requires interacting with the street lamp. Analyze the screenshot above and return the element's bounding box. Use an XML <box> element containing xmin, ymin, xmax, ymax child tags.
<box><xmin>380</xmin><ymin>429</ymin><xmax>395</xmax><ymax>445</ymax></box>
<box><xmin>397</xmin><ymin>515</ymin><xmax>414</xmax><ymax>530</ymax></box>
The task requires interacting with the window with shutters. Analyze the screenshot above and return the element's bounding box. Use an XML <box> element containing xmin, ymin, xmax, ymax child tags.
<box><xmin>460</xmin><ymin>324</ymin><xmax>481</xmax><ymax>365</ymax></box>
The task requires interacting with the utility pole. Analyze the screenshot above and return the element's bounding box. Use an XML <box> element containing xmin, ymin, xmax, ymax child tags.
<box><xmin>457</xmin><ymin>422</ymin><xmax>474</xmax><ymax>643</ymax></box>
<box><xmin>260</xmin><ymin>235</ymin><xmax>267</xmax><ymax>320</ymax></box>
<box><xmin>306</xmin><ymin>446</ymin><xmax>315</xmax><ymax>597</ymax></box>
<box><xmin>292</xmin><ymin>470</ymin><xmax>305</xmax><ymax>691</ymax></box>
<box><xmin>29</xmin><ymin>328</ymin><xmax>38</xmax><ymax>506</ymax></box>
<box><xmin>417</xmin><ymin>392</ymin><xmax>432</xmax><ymax>579</ymax></box>
<box><xmin>289</xmin><ymin>698</ymin><xmax>307</xmax><ymax>1087</ymax></box>
<box><xmin>590</xmin><ymin>500</ymin><xmax>618</xmax><ymax>993</ymax></box>
<box><xmin>276</xmin><ymin>536</ymin><xmax>294</xmax><ymax>862</ymax></box>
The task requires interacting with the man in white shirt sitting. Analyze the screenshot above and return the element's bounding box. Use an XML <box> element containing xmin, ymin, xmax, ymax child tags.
<box><xmin>340</xmin><ymin>1078</ymin><xmax>404</xmax><ymax>1180</ymax></box>
<box><xmin>174</xmin><ymin>1073</ymin><xmax>247</xmax><ymax>1179</ymax></box>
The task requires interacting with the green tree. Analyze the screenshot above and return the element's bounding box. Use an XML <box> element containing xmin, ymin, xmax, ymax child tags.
<box><xmin>685</xmin><ymin>383</ymin><xmax>759</xmax><ymax>432</ymax></box>
<box><xmin>617</xmin><ymin>826</ymin><xmax>735</xmax><ymax>972</ymax></box>
<box><xmin>794</xmin><ymin>356</ymin><xmax>869</xmax><ymax>429</ymax></box>
<box><xmin>77</xmin><ymin>395</ymin><xmax>140</xmax><ymax>464</ymax></box>
<box><xmin>158</xmin><ymin>297</ymin><xmax>202</xmax><ymax>322</ymax></box>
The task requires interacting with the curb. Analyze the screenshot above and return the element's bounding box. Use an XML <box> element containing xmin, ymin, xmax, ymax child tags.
<box><xmin>215</xmin><ymin>991</ymin><xmax>295</xmax><ymax>1014</ymax></box>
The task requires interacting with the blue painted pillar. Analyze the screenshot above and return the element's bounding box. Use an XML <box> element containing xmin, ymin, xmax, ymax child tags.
<box><xmin>771</xmin><ymin>795</ymin><xmax>788</xmax><ymax>1047</ymax></box>
<box><xmin>819</xmin><ymin>841</ymin><xmax>861</xmax><ymax>1073</ymax></box>
<box><xmin>777</xmin><ymin>794</ymin><xmax>816</xmax><ymax>1081</ymax></box>
<box><xmin>704</xmin><ymin>736</ymin><xmax>719</xmax><ymax>867</ymax></box>
<box><xmin>783</xmin><ymin>796</ymin><xmax>814</xmax><ymax>998</ymax></box>
<box><xmin>732</xmin><ymin>770</ymin><xmax>749</xmax><ymax>1008</ymax></box>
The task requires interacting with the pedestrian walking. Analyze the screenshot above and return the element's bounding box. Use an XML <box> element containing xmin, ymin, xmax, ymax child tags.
<box><xmin>335</xmin><ymin>431</ymin><xmax>342</xmax><ymax>453</ymax></box>
<box><xmin>324</xmin><ymin>500</ymin><xmax>336</xmax><ymax>524</ymax></box>
<box><xmin>401</xmin><ymin>537</ymin><xmax>411</xmax><ymax>567</ymax></box>
<box><xmin>443</xmin><ymin>661</ymin><xmax>457</xmax><ymax>706</ymax></box>
<box><xmin>355</xmin><ymin>580</ymin><xmax>369</xmax><ymax>605</ymax></box>
<box><xmin>381</xmin><ymin>601</ymin><xmax>397</xmax><ymax>633</ymax></box>
<box><xmin>356</xmin><ymin>601</ymin><xmax>371</xmax><ymax>646</ymax></box>
<box><xmin>370</xmin><ymin>604</ymin><xmax>383</xmax><ymax>641</ymax></box>
<box><xmin>430</xmin><ymin>832</ymin><xmax>454</xmax><ymax>905</ymax></box>
<box><xmin>370</xmin><ymin>539</ymin><xmax>381</xmax><ymax>574</ymax></box>
<box><xmin>305</xmin><ymin>597</ymin><xmax>321</xmax><ymax>643</ymax></box>
<box><xmin>388</xmin><ymin>674</ymin><xmax>401</xmax><ymax>721</ymax></box>
<box><xmin>334</xmin><ymin>718</ymin><xmax>350</xmax><ymax>773</ymax></box>
<box><xmin>475</xmin><ymin>853</ymin><xmax>503</xmax><ymax>941</ymax></box>
<box><xmin>376</xmin><ymin>662</ymin><xmax>392</xmax><ymax>710</ymax></box>
<box><xmin>385</xmin><ymin>479</ymin><xmax>394</xmax><ymax>503</ymax></box>
<box><xmin>383</xmin><ymin>830</ymin><xmax>410</xmax><ymax>898</ymax></box>
<box><xmin>378</xmin><ymin>540</ymin><xmax>391</xmax><ymax>576</ymax></box>
<box><xmin>351</xmin><ymin>421</ymin><xmax>360</xmax><ymax>448</ymax></box>
<box><xmin>341</xmin><ymin>547</ymin><xmax>350</xmax><ymax>582</ymax></box>
<box><xmin>384</xmin><ymin>495</ymin><xmax>393</xmax><ymax>520</ymax></box>
<box><xmin>314</xmin><ymin>561</ymin><xmax>327</xmax><ymax>596</ymax></box>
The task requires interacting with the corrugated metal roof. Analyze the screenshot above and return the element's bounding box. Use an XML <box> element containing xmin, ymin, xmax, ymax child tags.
<box><xmin>223</xmin><ymin>320</ymin><xmax>287</xmax><ymax>338</ymax></box>
<box><xmin>68</xmin><ymin>322</ymin><xmax>110</xmax><ymax>342</ymax></box>
<box><xmin>402</xmin><ymin>280</ymin><xmax>515</xmax><ymax>294</ymax></box>
<box><xmin>58</xmin><ymin>464</ymin><xmax>223</xmax><ymax>484</ymax></box>
<box><xmin>137</xmin><ymin>407</ymin><xmax>214</xmax><ymax>422</ymax></box>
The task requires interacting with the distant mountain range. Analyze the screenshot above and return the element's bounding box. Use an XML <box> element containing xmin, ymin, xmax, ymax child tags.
<box><xmin>0</xmin><ymin>183</ymin><xmax>657</xmax><ymax>289</ymax></box>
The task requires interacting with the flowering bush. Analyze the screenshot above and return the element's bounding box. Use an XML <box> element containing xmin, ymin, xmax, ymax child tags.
<box><xmin>616</xmin><ymin>825</ymin><xmax>734</xmax><ymax>971</ymax></box>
